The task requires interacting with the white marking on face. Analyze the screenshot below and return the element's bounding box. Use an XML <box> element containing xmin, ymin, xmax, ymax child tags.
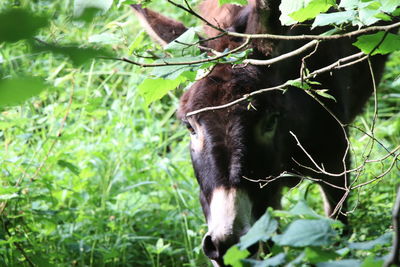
<box><xmin>189</xmin><ymin>119</ymin><xmax>204</xmax><ymax>153</ymax></box>
<box><xmin>207</xmin><ymin>187</ymin><xmax>253</xmax><ymax>242</ymax></box>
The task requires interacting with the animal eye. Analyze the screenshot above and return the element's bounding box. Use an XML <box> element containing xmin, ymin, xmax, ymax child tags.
<box><xmin>184</xmin><ymin>121</ymin><xmax>196</xmax><ymax>135</ymax></box>
<box><xmin>263</xmin><ymin>113</ymin><xmax>279</xmax><ymax>132</ymax></box>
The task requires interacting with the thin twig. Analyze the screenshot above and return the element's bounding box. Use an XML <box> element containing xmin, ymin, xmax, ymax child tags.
<box><xmin>351</xmin><ymin>152</ymin><xmax>400</xmax><ymax>189</ymax></box>
<box><xmin>186</xmin><ymin>86</ymin><xmax>285</xmax><ymax>117</ymax></box>
<box><xmin>226</xmin><ymin>22</ymin><xmax>400</xmax><ymax>40</ymax></box>
<box><xmin>167</xmin><ymin>0</ymin><xmax>400</xmax><ymax>40</ymax></box>
<box><xmin>110</xmin><ymin>37</ymin><xmax>250</xmax><ymax>67</ymax></box>
<box><xmin>243</xmin><ymin>40</ymin><xmax>319</xmax><ymax>66</ymax></box>
<box><xmin>187</xmin><ymin>51</ymin><xmax>368</xmax><ymax>117</ymax></box>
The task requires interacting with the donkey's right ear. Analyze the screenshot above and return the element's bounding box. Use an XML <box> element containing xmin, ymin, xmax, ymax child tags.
<box><xmin>131</xmin><ymin>5</ymin><xmax>188</xmax><ymax>46</ymax></box>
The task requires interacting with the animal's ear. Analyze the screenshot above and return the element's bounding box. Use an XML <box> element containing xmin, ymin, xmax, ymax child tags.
<box><xmin>131</xmin><ymin>5</ymin><xmax>187</xmax><ymax>46</ymax></box>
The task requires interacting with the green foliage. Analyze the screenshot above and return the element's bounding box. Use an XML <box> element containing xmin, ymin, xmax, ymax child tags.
<box><xmin>219</xmin><ymin>0</ymin><xmax>248</xmax><ymax>6</ymax></box>
<box><xmin>273</xmin><ymin>219</ymin><xmax>337</xmax><ymax>247</ymax></box>
<box><xmin>223</xmin><ymin>246</ymin><xmax>250</xmax><ymax>267</ymax></box>
<box><xmin>289</xmin><ymin>0</ymin><xmax>335</xmax><ymax>23</ymax></box>
<box><xmin>0</xmin><ymin>77</ymin><xmax>47</xmax><ymax>107</ymax></box>
<box><xmin>138</xmin><ymin>77</ymin><xmax>186</xmax><ymax>105</ymax></box>
<box><xmin>0</xmin><ymin>9</ymin><xmax>48</xmax><ymax>43</ymax></box>
<box><xmin>73</xmin><ymin>0</ymin><xmax>113</xmax><ymax>17</ymax></box>
<box><xmin>242</xmin><ymin>253</ymin><xmax>286</xmax><ymax>267</ymax></box>
<box><xmin>312</xmin><ymin>10</ymin><xmax>357</xmax><ymax>28</ymax></box>
<box><xmin>304</xmin><ymin>247</ymin><xmax>339</xmax><ymax>264</ymax></box>
<box><xmin>33</xmin><ymin>42</ymin><xmax>113</xmax><ymax>66</ymax></box>
<box><xmin>237</xmin><ymin>210</ymin><xmax>277</xmax><ymax>250</ymax></box>
<box><xmin>353</xmin><ymin>32</ymin><xmax>400</xmax><ymax>55</ymax></box>
<box><xmin>0</xmin><ymin>0</ymin><xmax>399</xmax><ymax>266</ymax></box>
<box><xmin>224</xmin><ymin>201</ymin><xmax>394</xmax><ymax>266</ymax></box>
<box><xmin>280</xmin><ymin>0</ymin><xmax>400</xmax><ymax>28</ymax></box>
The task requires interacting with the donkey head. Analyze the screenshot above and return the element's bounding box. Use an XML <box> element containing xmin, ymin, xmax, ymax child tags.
<box><xmin>176</xmin><ymin>64</ymin><xmax>285</xmax><ymax>263</ymax></box>
<box><xmin>132</xmin><ymin>1</ymin><xmax>285</xmax><ymax>265</ymax></box>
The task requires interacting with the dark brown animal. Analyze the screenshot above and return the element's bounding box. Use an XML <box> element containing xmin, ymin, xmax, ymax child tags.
<box><xmin>132</xmin><ymin>1</ymin><xmax>387</xmax><ymax>266</ymax></box>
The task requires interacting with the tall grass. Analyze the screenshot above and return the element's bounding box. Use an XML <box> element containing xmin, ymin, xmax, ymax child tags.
<box><xmin>0</xmin><ymin>0</ymin><xmax>399</xmax><ymax>266</ymax></box>
<box><xmin>1</xmin><ymin>1</ymin><xmax>209</xmax><ymax>266</ymax></box>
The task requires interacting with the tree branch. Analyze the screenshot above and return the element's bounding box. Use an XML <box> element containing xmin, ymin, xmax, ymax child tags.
<box><xmin>186</xmin><ymin>51</ymin><xmax>367</xmax><ymax>117</ymax></box>
<box><xmin>167</xmin><ymin>0</ymin><xmax>400</xmax><ymax>41</ymax></box>
<box><xmin>226</xmin><ymin>21</ymin><xmax>400</xmax><ymax>41</ymax></box>
<box><xmin>243</xmin><ymin>40</ymin><xmax>319</xmax><ymax>66</ymax></box>
<box><xmin>110</xmin><ymin>37</ymin><xmax>250</xmax><ymax>67</ymax></box>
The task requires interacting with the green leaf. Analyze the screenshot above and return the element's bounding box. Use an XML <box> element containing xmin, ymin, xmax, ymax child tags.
<box><xmin>288</xmin><ymin>200</ymin><xmax>324</xmax><ymax>218</ymax></box>
<box><xmin>223</xmin><ymin>246</ymin><xmax>250</xmax><ymax>267</ymax></box>
<box><xmin>338</xmin><ymin>0</ymin><xmax>359</xmax><ymax>10</ymax></box>
<box><xmin>74</xmin><ymin>0</ymin><xmax>113</xmax><ymax>17</ymax></box>
<box><xmin>316</xmin><ymin>259</ymin><xmax>362</xmax><ymax>267</ymax></box>
<box><xmin>290</xmin><ymin>0</ymin><xmax>335</xmax><ymax>22</ymax></box>
<box><xmin>312</xmin><ymin>10</ymin><xmax>356</xmax><ymax>28</ymax></box>
<box><xmin>238</xmin><ymin>210</ymin><xmax>278</xmax><ymax>249</ymax></box>
<box><xmin>287</xmin><ymin>80</ymin><xmax>311</xmax><ymax>90</ymax></box>
<box><xmin>0</xmin><ymin>187</ymin><xmax>19</xmax><ymax>195</ymax></box>
<box><xmin>358</xmin><ymin>4</ymin><xmax>380</xmax><ymax>26</ymax></box>
<box><xmin>360</xmin><ymin>255</ymin><xmax>384</xmax><ymax>267</ymax></box>
<box><xmin>0</xmin><ymin>9</ymin><xmax>48</xmax><ymax>43</ymax></box>
<box><xmin>57</xmin><ymin>160</ymin><xmax>81</xmax><ymax>175</ymax></box>
<box><xmin>379</xmin><ymin>0</ymin><xmax>400</xmax><ymax>13</ymax></box>
<box><xmin>118</xmin><ymin>0</ymin><xmax>139</xmax><ymax>8</ymax></box>
<box><xmin>272</xmin><ymin>219</ymin><xmax>337</xmax><ymax>247</ymax></box>
<box><xmin>314</xmin><ymin>89</ymin><xmax>337</xmax><ymax>102</ymax></box>
<box><xmin>150</xmin><ymin>55</ymin><xmax>209</xmax><ymax>80</ymax></box>
<box><xmin>304</xmin><ymin>247</ymin><xmax>339</xmax><ymax>264</ymax></box>
<box><xmin>155</xmin><ymin>238</ymin><xmax>170</xmax><ymax>254</ymax></box>
<box><xmin>32</xmin><ymin>41</ymin><xmax>113</xmax><ymax>66</ymax></box>
<box><xmin>165</xmin><ymin>28</ymin><xmax>199</xmax><ymax>53</ymax></box>
<box><xmin>279</xmin><ymin>0</ymin><xmax>307</xmax><ymax>25</ymax></box>
<box><xmin>219</xmin><ymin>0</ymin><xmax>248</xmax><ymax>6</ymax></box>
<box><xmin>138</xmin><ymin>76</ymin><xmax>186</xmax><ymax>105</ymax></box>
<box><xmin>89</xmin><ymin>33</ymin><xmax>120</xmax><ymax>45</ymax></box>
<box><xmin>353</xmin><ymin>32</ymin><xmax>400</xmax><ymax>55</ymax></box>
<box><xmin>0</xmin><ymin>77</ymin><xmax>47</xmax><ymax>107</ymax></box>
<box><xmin>0</xmin><ymin>193</ymin><xmax>19</xmax><ymax>200</ymax></box>
<box><xmin>74</xmin><ymin>7</ymin><xmax>104</xmax><ymax>22</ymax></box>
<box><xmin>31</xmin><ymin>254</ymin><xmax>52</xmax><ymax>267</ymax></box>
<box><xmin>393</xmin><ymin>6</ymin><xmax>400</xmax><ymax>16</ymax></box>
<box><xmin>374</xmin><ymin>12</ymin><xmax>392</xmax><ymax>21</ymax></box>
<box><xmin>348</xmin><ymin>232</ymin><xmax>392</xmax><ymax>250</ymax></box>
<box><xmin>242</xmin><ymin>253</ymin><xmax>286</xmax><ymax>267</ymax></box>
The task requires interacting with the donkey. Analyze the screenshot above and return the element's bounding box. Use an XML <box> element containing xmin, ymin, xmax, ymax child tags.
<box><xmin>132</xmin><ymin>1</ymin><xmax>388</xmax><ymax>265</ymax></box>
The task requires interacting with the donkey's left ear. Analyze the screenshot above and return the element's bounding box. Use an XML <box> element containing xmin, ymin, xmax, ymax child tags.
<box><xmin>131</xmin><ymin>5</ymin><xmax>188</xmax><ymax>46</ymax></box>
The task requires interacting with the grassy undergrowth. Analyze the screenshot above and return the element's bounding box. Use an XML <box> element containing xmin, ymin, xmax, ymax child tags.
<box><xmin>0</xmin><ymin>0</ymin><xmax>399</xmax><ymax>266</ymax></box>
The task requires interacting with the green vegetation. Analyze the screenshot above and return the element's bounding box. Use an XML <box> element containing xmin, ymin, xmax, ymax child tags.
<box><xmin>0</xmin><ymin>0</ymin><xmax>399</xmax><ymax>266</ymax></box>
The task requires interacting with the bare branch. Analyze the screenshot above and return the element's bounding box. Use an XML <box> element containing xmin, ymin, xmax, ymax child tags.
<box><xmin>243</xmin><ymin>40</ymin><xmax>319</xmax><ymax>66</ymax></box>
<box><xmin>167</xmin><ymin>0</ymin><xmax>400</xmax><ymax>41</ymax></box>
<box><xmin>350</xmin><ymin>152</ymin><xmax>400</xmax><ymax>189</ymax></box>
<box><xmin>243</xmin><ymin>170</ymin><xmax>347</xmax><ymax>191</ymax></box>
<box><xmin>186</xmin><ymin>86</ymin><xmax>285</xmax><ymax>117</ymax></box>
<box><xmin>110</xmin><ymin>37</ymin><xmax>250</xmax><ymax>67</ymax></box>
<box><xmin>187</xmin><ymin>51</ymin><xmax>367</xmax><ymax>118</ymax></box>
<box><xmin>226</xmin><ymin>22</ymin><xmax>400</xmax><ymax>41</ymax></box>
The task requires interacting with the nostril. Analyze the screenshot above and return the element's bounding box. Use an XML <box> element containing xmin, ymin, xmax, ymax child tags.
<box><xmin>202</xmin><ymin>234</ymin><xmax>219</xmax><ymax>260</ymax></box>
